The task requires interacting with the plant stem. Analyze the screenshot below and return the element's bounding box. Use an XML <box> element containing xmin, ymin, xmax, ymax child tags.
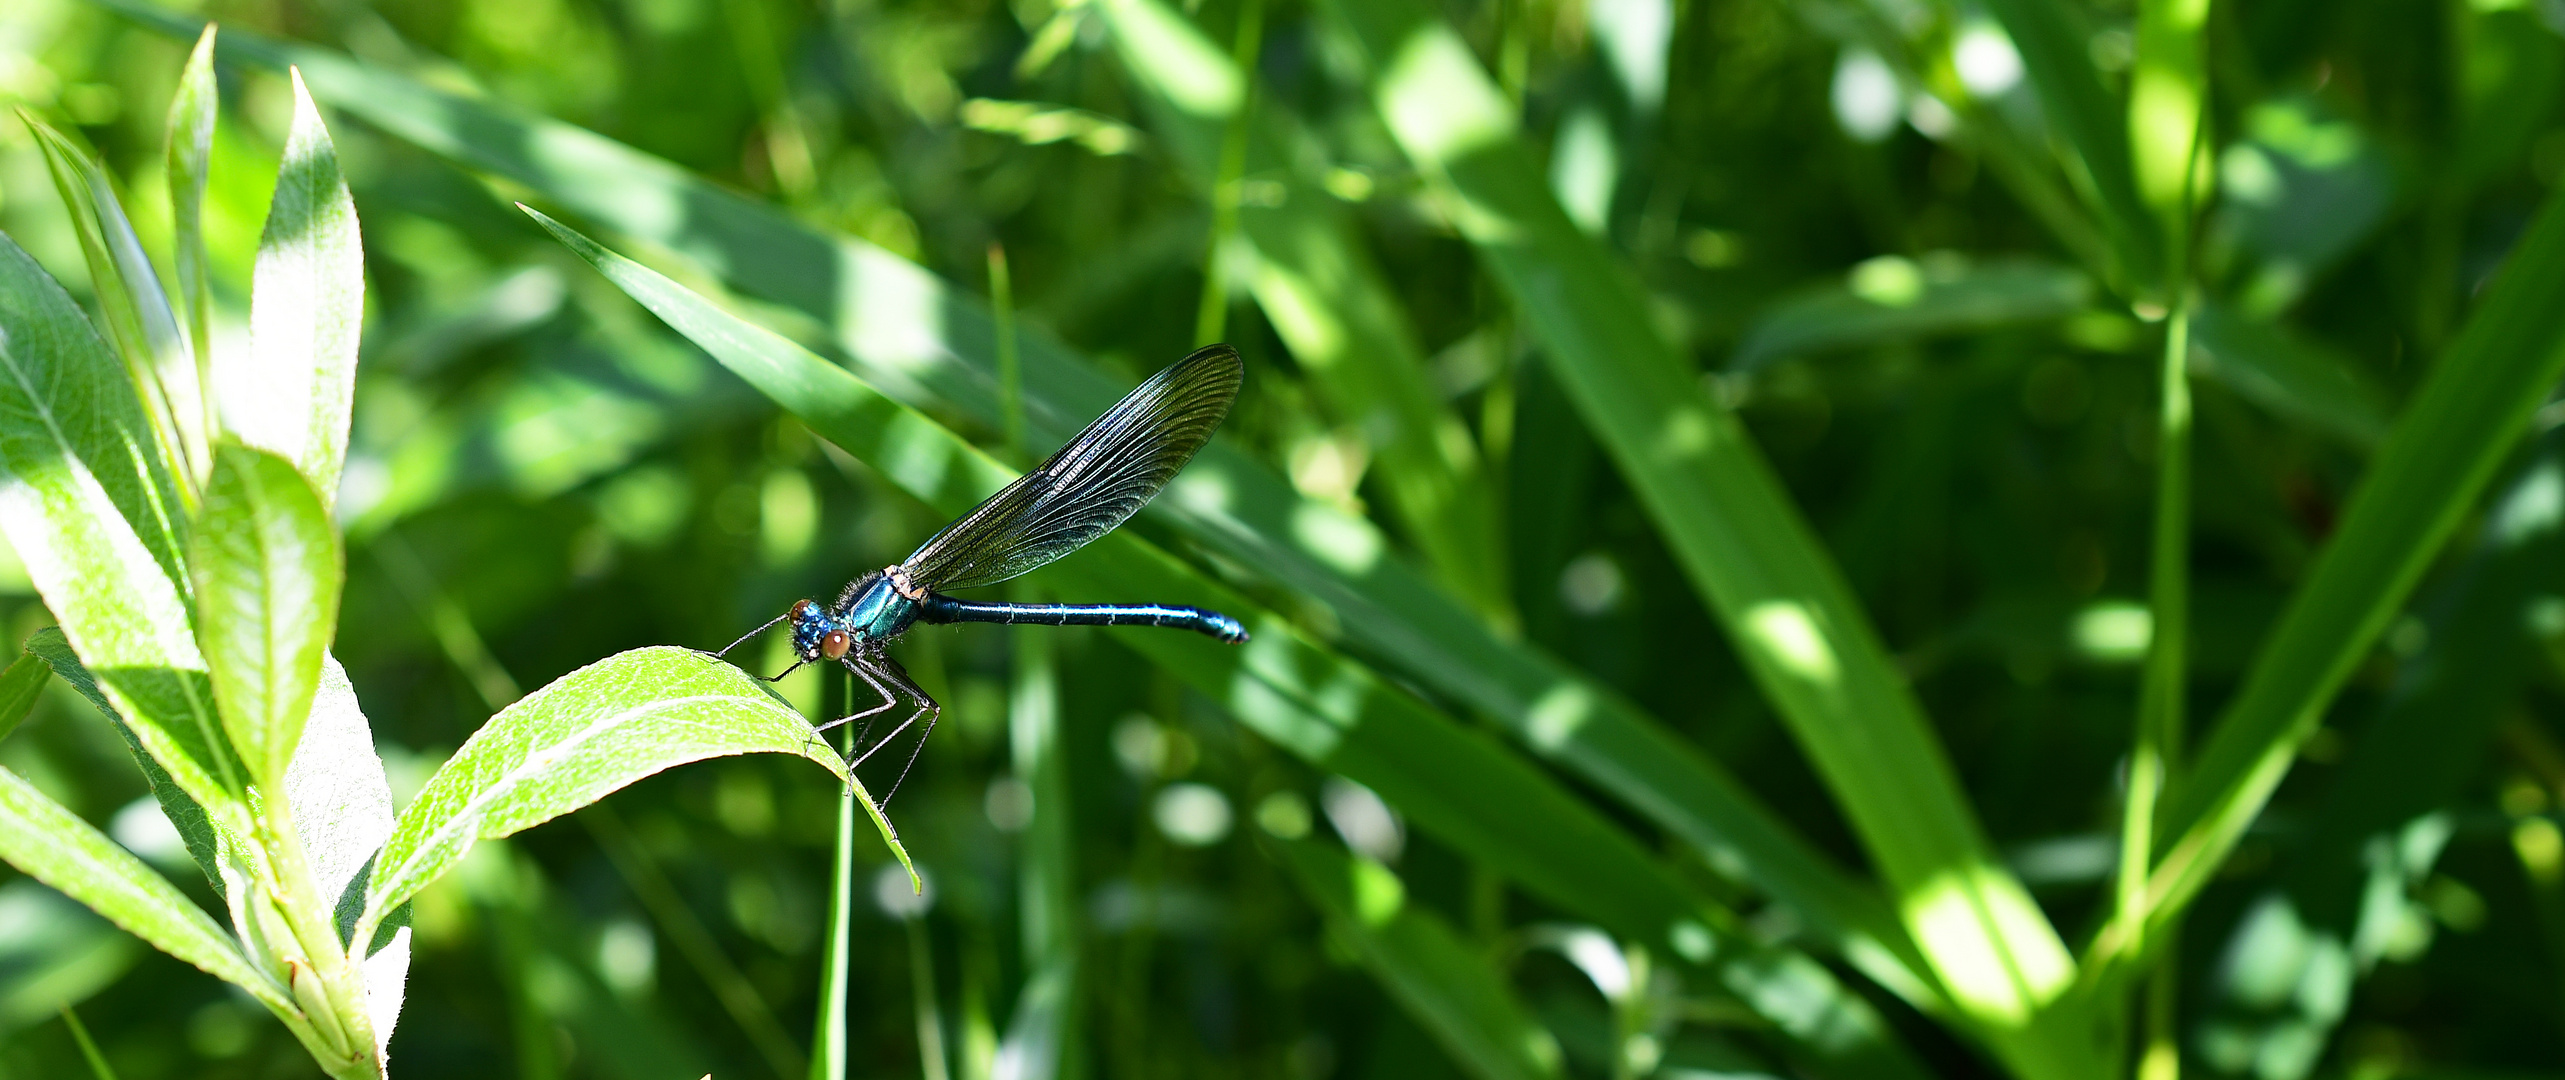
<box><xmin>811</xmin><ymin>666</ymin><xmax>856</xmax><ymax>1080</ymax></box>
<box><xmin>990</xmin><ymin>243</ymin><xmax>1023</xmax><ymax>464</ymax></box>
<box><xmin>60</xmin><ymin>1006</ymin><xmax>118</xmax><ymax>1080</ymax></box>
<box><xmin>906</xmin><ymin>912</ymin><xmax>953</xmax><ymax>1080</ymax></box>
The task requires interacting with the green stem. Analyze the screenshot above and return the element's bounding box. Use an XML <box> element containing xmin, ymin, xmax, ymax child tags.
<box><xmin>2115</xmin><ymin>302</ymin><xmax>2190</xmax><ymax>959</ymax></box>
<box><xmin>1191</xmin><ymin>0</ymin><xmax>1264</xmax><ymax>347</ymax></box>
<box><xmin>811</xmin><ymin>668</ymin><xmax>856</xmax><ymax>1080</ymax></box>
<box><xmin>60</xmin><ymin>1006</ymin><xmax>119</xmax><ymax>1080</ymax></box>
<box><xmin>906</xmin><ymin>913</ymin><xmax>953</xmax><ymax>1080</ymax></box>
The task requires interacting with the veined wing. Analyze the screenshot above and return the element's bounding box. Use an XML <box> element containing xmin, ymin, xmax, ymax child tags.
<box><xmin>903</xmin><ymin>344</ymin><xmax>1242</xmax><ymax>591</ymax></box>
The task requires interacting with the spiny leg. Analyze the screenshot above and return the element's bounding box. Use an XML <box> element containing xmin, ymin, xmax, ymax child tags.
<box><xmin>870</xmin><ymin>655</ymin><xmax>941</xmax><ymax>808</ymax></box>
<box><xmin>804</xmin><ymin>658</ymin><xmax>897</xmax><ymax>767</ymax></box>
<box><xmin>710</xmin><ymin>610</ymin><xmax>791</xmax><ymax>662</ymax></box>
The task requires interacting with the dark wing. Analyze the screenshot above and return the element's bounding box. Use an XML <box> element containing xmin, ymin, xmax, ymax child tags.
<box><xmin>902</xmin><ymin>344</ymin><xmax>1242</xmax><ymax>591</ymax></box>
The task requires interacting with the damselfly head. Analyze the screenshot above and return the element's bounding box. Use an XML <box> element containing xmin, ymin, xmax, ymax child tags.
<box><xmin>788</xmin><ymin>598</ymin><xmax>849</xmax><ymax>662</ymax></box>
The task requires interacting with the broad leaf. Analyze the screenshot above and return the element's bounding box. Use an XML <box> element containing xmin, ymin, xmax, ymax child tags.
<box><xmin>0</xmin><ymin>235</ymin><xmax>245</xmax><ymax>841</ymax></box>
<box><xmin>355</xmin><ymin>646</ymin><xmax>867</xmax><ymax>944</ymax></box>
<box><xmin>192</xmin><ymin>442</ymin><xmax>341</xmax><ymax>787</ymax></box>
<box><xmin>1272</xmin><ymin>837</ymin><xmax>1563</xmax><ymax>1080</ymax></box>
<box><xmin>238</xmin><ymin>69</ymin><xmax>361</xmax><ymax>508</ymax></box>
<box><xmin>0</xmin><ymin>766</ymin><xmax>285</xmax><ymax>1012</ymax></box>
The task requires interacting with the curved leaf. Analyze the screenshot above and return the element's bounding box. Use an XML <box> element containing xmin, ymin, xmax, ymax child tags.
<box><xmin>356</xmin><ymin>646</ymin><xmax>866</xmax><ymax>940</ymax></box>
<box><xmin>193</xmin><ymin>442</ymin><xmax>340</xmax><ymax>787</ymax></box>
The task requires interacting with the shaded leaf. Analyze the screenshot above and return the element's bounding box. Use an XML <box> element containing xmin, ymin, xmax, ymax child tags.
<box><xmin>0</xmin><ymin>654</ymin><xmax>49</xmax><ymax>744</ymax></box>
<box><xmin>1731</xmin><ymin>256</ymin><xmax>2094</xmax><ymax>371</ymax></box>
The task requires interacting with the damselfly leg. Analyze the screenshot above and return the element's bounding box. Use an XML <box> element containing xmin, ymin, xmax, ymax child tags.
<box><xmin>841</xmin><ymin>654</ymin><xmax>940</xmax><ymax>807</ymax></box>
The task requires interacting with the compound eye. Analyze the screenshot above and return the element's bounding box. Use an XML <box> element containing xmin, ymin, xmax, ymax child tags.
<box><xmin>820</xmin><ymin>630</ymin><xmax>851</xmax><ymax>660</ymax></box>
<box><xmin>790</xmin><ymin>599</ymin><xmax>815</xmax><ymax>620</ymax></box>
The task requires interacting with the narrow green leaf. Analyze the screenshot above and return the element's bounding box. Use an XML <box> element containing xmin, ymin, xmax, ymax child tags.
<box><xmin>241</xmin><ymin>69</ymin><xmax>362</xmax><ymax>509</ymax></box>
<box><xmin>0</xmin><ymin>765</ymin><xmax>285</xmax><ymax>1011</ymax></box>
<box><xmin>532</xmin><ymin>209</ymin><xmax>1933</xmax><ymax>1080</ymax></box>
<box><xmin>98</xmin><ymin>29</ymin><xmax>1918</xmax><ymax>1025</ymax></box>
<box><xmin>356</xmin><ymin>646</ymin><xmax>866</xmax><ymax>943</ymax></box>
<box><xmin>1099</xmin><ymin>0</ymin><xmax>1513</xmax><ymax>623</ymax></box>
<box><xmin>0</xmin><ymin>654</ymin><xmax>49</xmax><ymax>744</ymax></box>
<box><xmin>2144</xmin><ymin>177</ymin><xmax>2565</xmax><ymax>965</ymax></box>
<box><xmin>1270</xmin><ymin>837</ymin><xmax>1563</xmax><ymax>1080</ymax></box>
<box><xmin>1730</xmin><ymin>257</ymin><xmax>2094</xmax><ymax>371</ymax></box>
<box><xmin>167</xmin><ymin>24</ymin><xmax>220</xmax><ymax>461</ymax></box>
<box><xmin>19</xmin><ymin>112</ymin><xmax>202</xmax><ymax>490</ymax></box>
<box><xmin>0</xmin><ymin>235</ymin><xmax>246</xmax><ymax>842</ymax></box>
<box><xmin>191</xmin><ymin>442</ymin><xmax>340</xmax><ymax>787</ymax></box>
<box><xmin>293</xmin><ymin>653</ymin><xmax>407</xmax><ymax>1054</ymax></box>
<box><xmin>1316</xmin><ymin>0</ymin><xmax>2080</xmax><ymax>1057</ymax></box>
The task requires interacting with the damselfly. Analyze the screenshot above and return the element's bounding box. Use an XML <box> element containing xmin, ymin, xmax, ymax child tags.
<box><xmin>718</xmin><ymin>344</ymin><xmax>1250</xmax><ymax>797</ymax></box>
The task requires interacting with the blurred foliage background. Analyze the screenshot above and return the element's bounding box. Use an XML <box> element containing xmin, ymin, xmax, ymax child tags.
<box><xmin>4</xmin><ymin>0</ymin><xmax>2565</xmax><ymax>1076</ymax></box>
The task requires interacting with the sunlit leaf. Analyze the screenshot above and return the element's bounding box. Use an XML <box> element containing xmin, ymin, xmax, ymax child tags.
<box><xmin>0</xmin><ymin>766</ymin><xmax>286</xmax><ymax>1012</ymax></box>
<box><xmin>355</xmin><ymin>646</ymin><xmax>868</xmax><ymax>944</ymax></box>
<box><xmin>239</xmin><ymin>70</ymin><xmax>362</xmax><ymax>509</ymax></box>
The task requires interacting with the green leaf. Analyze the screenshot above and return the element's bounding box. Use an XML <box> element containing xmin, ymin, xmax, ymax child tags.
<box><xmin>355</xmin><ymin>646</ymin><xmax>865</xmax><ymax>944</ymax></box>
<box><xmin>1314</xmin><ymin>0</ymin><xmax>2081</xmax><ymax>1059</ymax></box>
<box><xmin>0</xmin><ymin>765</ymin><xmax>286</xmax><ymax>1012</ymax></box>
<box><xmin>19</xmin><ymin>111</ymin><xmax>203</xmax><ymax>489</ymax></box>
<box><xmin>240</xmin><ymin>69</ymin><xmax>362</xmax><ymax>509</ymax></box>
<box><xmin>1270</xmin><ymin>837</ymin><xmax>1563</xmax><ymax>1080</ymax></box>
<box><xmin>530</xmin><ymin>209</ymin><xmax>1932</xmax><ymax>1080</ymax></box>
<box><xmin>1730</xmin><ymin>256</ymin><xmax>2095</xmax><ymax>371</ymax></box>
<box><xmin>0</xmin><ymin>234</ymin><xmax>246</xmax><ymax>841</ymax></box>
<box><xmin>0</xmin><ymin>654</ymin><xmax>49</xmax><ymax>744</ymax></box>
<box><xmin>166</xmin><ymin>24</ymin><xmax>219</xmax><ymax>458</ymax></box>
<box><xmin>2143</xmin><ymin>176</ymin><xmax>2565</xmax><ymax>965</ymax></box>
<box><xmin>191</xmin><ymin>442</ymin><xmax>341</xmax><ymax>787</ymax></box>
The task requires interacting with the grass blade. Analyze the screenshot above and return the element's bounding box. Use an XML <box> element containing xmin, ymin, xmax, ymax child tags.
<box><xmin>240</xmin><ymin>70</ymin><xmax>362</xmax><ymax>509</ymax></box>
<box><xmin>1269</xmin><ymin>837</ymin><xmax>1562</xmax><ymax>1080</ymax></box>
<box><xmin>354</xmin><ymin>646</ymin><xmax>873</xmax><ymax>946</ymax></box>
<box><xmin>1316</xmin><ymin>0</ymin><xmax>2079</xmax><ymax>1056</ymax></box>
<box><xmin>1975</xmin><ymin>0</ymin><xmax>2155</xmax><ymax>288</ymax></box>
<box><xmin>192</xmin><ymin>442</ymin><xmax>340</xmax><ymax>788</ymax></box>
<box><xmin>2190</xmin><ymin>304</ymin><xmax>2393</xmax><ymax>451</ymax></box>
<box><xmin>2138</xmin><ymin>178</ymin><xmax>2565</xmax><ymax>969</ymax></box>
<box><xmin>1729</xmin><ymin>256</ymin><xmax>2094</xmax><ymax>371</ymax></box>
